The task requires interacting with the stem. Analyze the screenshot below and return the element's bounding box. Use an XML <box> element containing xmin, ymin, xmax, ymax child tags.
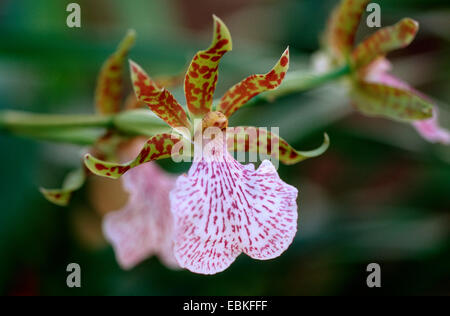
<box><xmin>0</xmin><ymin>109</ymin><xmax>171</xmax><ymax>144</ymax></box>
<box><xmin>0</xmin><ymin>111</ymin><xmax>113</xmax><ymax>130</ymax></box>
<box><xmin>10</xmin><ymin>128</ymin><xmax>105</xmax><ymax>146</ymax></box>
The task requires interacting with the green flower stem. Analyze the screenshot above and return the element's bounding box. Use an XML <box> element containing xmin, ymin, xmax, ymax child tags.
<box><xmin>10</xmin><ymin>128</ymin><xmax>105</xmax><ymax>145</ymax></box>
<box><xmin>0</xmin><ymin>64</ymin><xmax>351</xmax><ymax>144</ymax></box>
<box><xmin>241</xmin><ymin>63</ymin><xmax>351</xmax><ymax>108</ymax></box>
<box><xmin>0</xmin><ymin>110</ymin><xmax>113</xmax><ymax>129</ymax></box>
<box><xmin>112</xmin><ymin>109</ymin><xmax>172</xmax><ymax>136</ymax></box>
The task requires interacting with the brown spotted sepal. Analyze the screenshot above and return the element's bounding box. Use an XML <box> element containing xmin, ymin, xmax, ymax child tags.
<box><xmin>184</xmin><ymin>15</ymin><xmax>232</xmax><ymax>118</ymax></box>
<box><xmin>351</xmin><ymin>18</ymin><xmax>419</xmax><ymax>70</ymax></box>
<box><xmin>350</xmin><ymin>80</ymin><xmax>432</xmax><ymax>121</ymax></box>
<box><xmin>130</xmin><ymin>60</ymin><xmax>191</xmax><ymax>130</ymax></box>
<box><xmin>217</xmin><ymin>48</ymin><xmax>289</xmax><ymax>118</ymax></box>
<box><xmin>323</xmin><ymin>0</ymin><xmax>370</xmax><ymax>61</ymax></box>
<box><xmin>359</xmin><ymin>58</ymin><xmax>448</xmax><ymax>142</ymax></box>
<box><xmin>40</xmin><ymin>168</ymin><xmax>87</xmax><ymax>206</ymax></box>
<box><xmin>227</xmin><ymin>127</ymin><xmax>329</xmax><ymax>165</ymax></box>
<box><xmin>95</xmin><ymin>29</ymin><xmax>136</xmax><ymax>115</ymax></box>
<box><xmin>84</xmin><ymin>133</ymin><xmax>183</xmax><ymax>179</ymax></box>
<box><xmin>319</xmin><ymin>0</ymin><xmax>440</xmax><ymax>133</ymax></box>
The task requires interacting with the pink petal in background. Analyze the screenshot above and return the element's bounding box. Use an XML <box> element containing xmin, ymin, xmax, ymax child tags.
<box><xmin>364</xmin><ymin>58</ymin><xmax>450</xmax><ymax>144</ymax></box>
<box><xmin>412</xmin><ymin>109</ymin><xmax>450</xmax><ymax>145</ymax></box>
<box><xmin>103</xmin><ymin>162</ymin><xmax>179</xmax><ymax>270</ymax></box>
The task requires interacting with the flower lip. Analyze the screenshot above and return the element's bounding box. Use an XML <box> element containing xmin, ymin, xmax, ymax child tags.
<box><xmin>170</xmin><ymin>132</ymin><xmax>299</xmax><ymax>274</ymax></box>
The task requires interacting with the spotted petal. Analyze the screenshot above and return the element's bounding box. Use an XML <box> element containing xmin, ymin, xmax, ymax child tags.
<box><xmin>170</xmin><ymin>135</ymin><xmax>298</xmax><ymax>275</ymax></box>
<box><xmin>40</xmin><ymin>168</ymin><xmax>86</xmax><ymax>206</ymax></box>
<box><xmin>227</xmin><ymin>127</ymin><xmax>329</xmax><ymax>165</ymax></box>
<box><xmin>125</xmin><ymin>72</ymin><xmax>184</xmax><ymax>110</ymax></box>
<box><xmin>351</xmin><ymin>81</ymin><xmax>433</xmax><ymax>121</ymax></box>
<box><xmin>130</xmin><ymin>60</ymin><xmax>191</xmax><ymax>130</ymax></box>
<box><xmin>184</xmin><ymin>15</ymin><xmax>232</xmax><ymax>118</ymax></box>
<box><xmin>84</xmin><ymin>133</ymin><xmax>182</xmax><ymax>179</ymax></box>
<box><xmin>323</xmin><ymin>0</ymin><xmax>370</xmax><ymax>60</ymax></box>
<box><xmin>103</xmin><ymin>162</ymin><xmax>178</xmax><ymax>270</ymax></box>
<box><xmin>217</xmin><ymin>48</ymin><xmax>289</xmax><ymax>118</ymax></box>
<box><xmin>352</xmin><ymin>18</ymin><xmax>419</xmax><ymax>70</ymax></box>
<box><xmin>364</xmin><ymin>59</ymin><xmax>449</xmax><ymax>143</ymax></box>
<box><xmin>95</xmin><ymin>30</ymin><xmax>136</xmax><ymax>115</ymax></box>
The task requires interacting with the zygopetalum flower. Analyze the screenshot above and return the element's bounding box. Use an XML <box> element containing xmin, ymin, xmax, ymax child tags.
<box><xmin>318</xmin><ymin>0</ymin><xmax>449</xmax><ymax>144</ymax></box>
<box><xmin>84</xmin><ymin>15</ymin><xmax>329</xmax><ymax>274</ymax></box>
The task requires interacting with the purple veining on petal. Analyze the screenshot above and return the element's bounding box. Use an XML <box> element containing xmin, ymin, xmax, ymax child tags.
<box><xmin>170</xmin><ymin>133</ymin><xmax>298</xmax><ymax>275</ymax></box>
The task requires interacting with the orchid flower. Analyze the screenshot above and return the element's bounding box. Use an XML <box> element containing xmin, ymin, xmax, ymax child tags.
<box><xmin>84</xmin><ymin>16</ymin><xmax>329</xmax><ymax>274</ymax></box>
<box><xmin>317</xmin><ymin>0</ymin><xmax>449</xmax><ymax>144</ymax></box>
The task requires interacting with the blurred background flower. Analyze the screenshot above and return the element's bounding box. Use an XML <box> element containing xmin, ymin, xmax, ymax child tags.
<box><xmin>0</xmin><ymin>0</ymin><xmax>449</xmax><ymax>295</ymax></box>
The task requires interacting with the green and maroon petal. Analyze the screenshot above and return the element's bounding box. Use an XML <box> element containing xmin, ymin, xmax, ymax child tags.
<box><xmin>95</xmin><ymin>30</ymin><xmax>136</xmax><ymax>115</ymax></box>
<box><xmin>84</xmin><ymin>133</ymin><xmax>182</xmax><ymax>179</ymax></box>
<box><xmin>351</xmin><ymin>81</ymin><xmax>433</xmax><ymax>121</ymax></box>
<box><xmin>130</xmin><ymin>60</ymin><xmax>191</xmax><ymax>130</ymax></box>
<box><xmin>352</xmin><ymin>18</ymin><xmax>419</xmax><ymax>70</ymax></box>
<box><xmin>217</xmin><ymin>48</ymin><xmax>289</xmax><ymax>118</ymax></box>
<box><xmin>361</xmin><ymin>58</ymin><xmax>448</xmax><ymax>143</ymax></box>
<box><xmin>323</xmin><ymin>0</ymin><xmax>369</xmax><ymax>61</ymax></box>
<box><xmin>227</xmin><ymin>127</ymin><xmax>330</xmax><ymax>165</ymax></box>
<box><xmin>40</xmin><ymin>168</ymin><xmax>86</xmax><ymax>206</ymax></box>
<box><xmin>184</xmin><ymin>15</ymin><xmax>232</xmax><ymax>118</ymax></box>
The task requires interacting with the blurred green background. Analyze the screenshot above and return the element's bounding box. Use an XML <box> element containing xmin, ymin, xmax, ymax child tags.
<box><xmin>0</xmin><ymin>0</ymin><xmax>449</xmax><ymax>295</ymax></box>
